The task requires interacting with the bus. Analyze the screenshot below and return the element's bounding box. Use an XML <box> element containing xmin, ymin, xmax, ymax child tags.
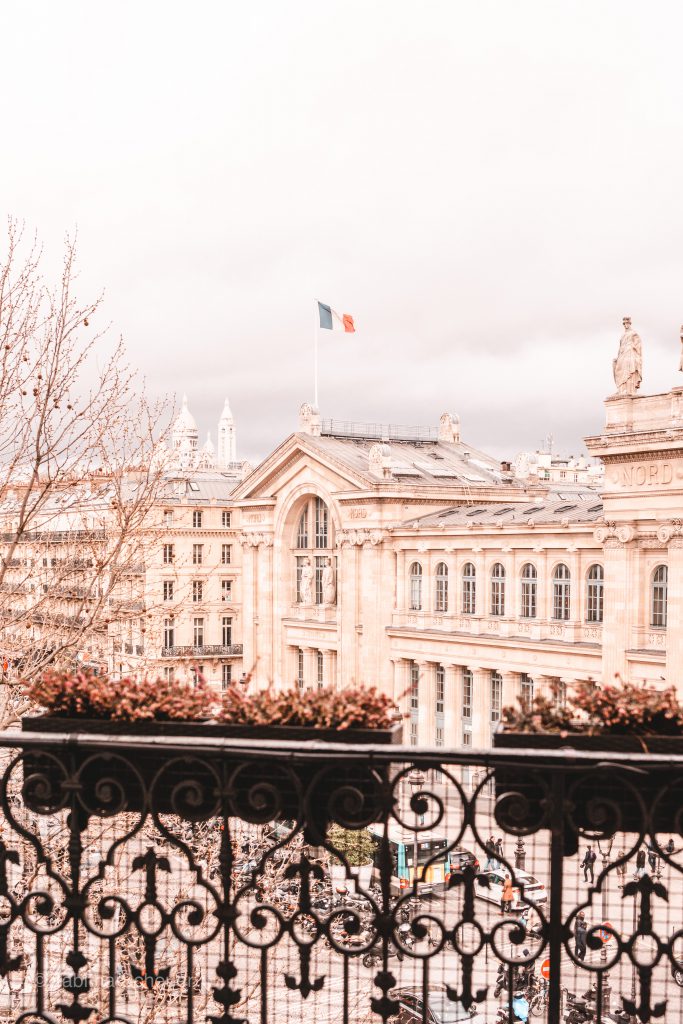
<box><xmin>368</xmin><ymin>823</ymin><xmax>478</xmax><ymax>895</ymax></box>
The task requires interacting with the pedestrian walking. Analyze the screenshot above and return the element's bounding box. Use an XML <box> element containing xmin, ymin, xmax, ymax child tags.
<box><xmin>581</xmin><ymin>845</ymin><xmax>596</xmax><ymax>883</ymax></box>
<box><xmin>635</xmin><ymin>847</ymin><xmax>646</xmax><ymax>879</ymax></box>
<box><xmin>665</xmin><ymin>837</ymin><xmax>675</xmax><ymax>856</ymax></box>
<box><xmin>647</xmin><ymin>842</ymin><xmax>658</xmax><ymax>875</ymax></box>
<box><xmin>501</xmin><ymin>874</ymin><xmax>514</xmax><ymax>914</ymax></box>
<box><xmin>495</xmin><ymin>837</ymin><xmax>504</xmax><ymax>866</ymax></box>
<box><xmin>616</xmin><ymin>850</ymin><xmax>626</xmax><ymax>889</ymax></box>
<box><xmin>574</xmin><ymin>912</ymin><xmax>587</xmax><ymax>961</ymax></box>
<box><xmin>484</xmin><ymin>835</ymin><xmax>496</xmax><ymax>871</ymax></box>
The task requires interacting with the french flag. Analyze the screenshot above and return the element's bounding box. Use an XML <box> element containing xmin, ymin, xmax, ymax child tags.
<box><xmin>318</xmin><ymin>301</ymin><xmax>355</xmax><ymax>333</ymax></box>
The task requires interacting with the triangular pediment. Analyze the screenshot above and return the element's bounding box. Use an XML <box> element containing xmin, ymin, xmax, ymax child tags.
<box><xmin>232</xmin><ymin>433</ymin><xmax>373</xmax><ymax>501</ymax></box>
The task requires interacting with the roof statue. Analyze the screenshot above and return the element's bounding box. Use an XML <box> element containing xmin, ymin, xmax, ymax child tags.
<box><xmin>613</xmin><ymin>316</ymin><xmax>642</xmax><ymax>397</ymax></box>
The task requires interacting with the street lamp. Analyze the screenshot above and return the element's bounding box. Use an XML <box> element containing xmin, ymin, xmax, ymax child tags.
<box><xmin>596</xmin><ymin>835</ymin><xmax>614</xmax><ymax>1012</ymax></box>
<box><xmin>408</xmin><ymin>768</ymin><xmax>425</xmax><ymax>909</ymax></box>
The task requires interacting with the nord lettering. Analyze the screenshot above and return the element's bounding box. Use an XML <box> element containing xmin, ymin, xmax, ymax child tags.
<box><xmin>620</xmin><ymin>462</ymin><xmax>674</xmax><ymax>487</ymax></box>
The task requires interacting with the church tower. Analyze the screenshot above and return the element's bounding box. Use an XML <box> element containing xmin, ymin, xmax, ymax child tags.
<box><xmin>217</xmin><ymin>398</ymin><xmax>236</xmax><ymax>466</ymax></box>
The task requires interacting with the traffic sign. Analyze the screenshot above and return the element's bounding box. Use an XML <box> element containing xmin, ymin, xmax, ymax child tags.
<box><xmin>540</xmin><ymin>958</ymin><xmax>551</xmax><ymax>980</ymax></box>
<box><xmin>597</xmin><ymin>921</ymin><xmax>613</xmax><ymax>944</ymax></box>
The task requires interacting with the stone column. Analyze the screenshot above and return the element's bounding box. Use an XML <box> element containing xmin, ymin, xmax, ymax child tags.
<box><xmin>303</xmin><ymin>647</ymin><xmax>317</xmax><ymax>690</ymax></box>
<box><xmin>471</xmin><ymin>666</ymin><xmax>491</xmax><ymax>749</ymax></box>
<box><xmin>396</xmin><ymin>549</ymin><xmax>406</xmax><ymax>612</ymax></box>
<box><xmin>443</xmin><ymin>664</ymin><xmax>461</xmax><ymax>749</ymax></box>
<box><xmin>599</xmin><ymin>532</ymin><xmax>635</xmax><ymax>685</ymax></box>
<box><xmin>500</xmin><ymin>670</ymin><xmax>517</xmax><ymax>717</ymax></box>
<box><xmin>666</xmin><ymin>535</ymin><xmax>683</xmax><ymax>680</ymax></box>
<box><xmin>322</xmin><ymin>649</ymin><xmax>336</xmax><ymax>689</ymax></box>
<box><xmin>417</xmin><ymin>661</ymin><xmax>435</xmax><ymax>747</ymax></box>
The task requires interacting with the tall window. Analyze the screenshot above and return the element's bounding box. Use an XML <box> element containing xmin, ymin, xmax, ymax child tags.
<box><xmin>163</xmin><ymin>618</ymin><xmax>174</xmax><ymax>648</ymax></box>
<box><xmin>462</xmin><ymin>563</ymin><xmax>476</xmax><ymax>615</ymax></box>
<box><xmin>521</xmin><ymin>673</ymin><xmax>534</xmax><ymax>710</ymax></box>
<box><xmin>164</xmin><ymin>510</ymin><xmax>174</xmax><ymax>527</ymax></box>
<box><xmin>193</xmin><ymin>617</ymin><xmax>204</xmax><ymax>646</ymax></box>
<box><xmin>410</xmin><ymin>661</ymin><xmax>419</xmax><ymax>709</ymax></box>
<box><xmin>651</xmin><ymin>565</ymin><xmax>668</xmax><ymax>627</ymax></box>
<box><xmin>297</xmin><ymin>648</ymin><xmax>305</xmax><ymax>689</ymax></box>
<box><xmin>317</xmin><ymin>650</ymin><xmax>324</xmax><ymax>689</ymax></box>
<box><xmin>296</xmin><ymin>509</ymin><xmax>308</xmax><ymax>548</ymax></box>
<box><xmin>436</xmin><ymin>665</ymin><xmax>445</xmax><ymax>713</ymax></box>
<box><xmin>491</xmin><ymin>671</ymin><xmax>502</xmax><ymax>723</ymax></box>
<box><xmin>163</xmin><ymin>544</ymin><xmax>174</xmax><ymax>564</ymax></box>
<box><xmin>586</xmin><ymin>564</ymin><xmax>604</xmax><ymax>623</ymax></box>
<box><xmin>163</xmin><ymin>580</ymin><xmax>174</xmax><ymax>601</ymax></box>
<box><xmin>222</xmin><ymin>664</ymin><xmax>232</xmax><ymax>690</ymax></box>
<box><xmin>193</xmin><ymin>544</ymin><xmax>203</xmax><ymax>565</ymax></box>
<box><xmin>192</xmin><ymin>510</ymin><xmax>203</xmax><ymax>528</ymax></box>
<box><xmin>435</xmin><ymin>563</ymin><xmax>449</xmax><ymax>613</ymax></box>
<box><xmin>221</xmin><ymin>579</ymin><xmax>232</xmax><ymax>602</ymax></box>
<box><xmin>163</xmin><ymin>666</ymin><xmax>175</xmax><ymax>683</ymax></box>
<box><xmin>462</xmin><ymin>668</ymin><xmax>473</xmax><ymax>720</ymax></box>
<box><xmin>222</xmin><ymin>616</ymin><xmax>232</xmax><ymax>646</ymax></box>
<box><xmin>294</xmin><ymin>496</ymin><xmax>334</xmax><ymax>606</ymax></box>
<box><xmin>315</xmin><ymin>497</ymin><xmax>328</xmax><ymax>548</ymax></box>
<box><xmin>490</xmin><ymin>563</ymin><xmax>505</xmax><ymax>616</ymax></box>
<box><xmin>552</xmin><ymin>564</ymin><xmax>571</xmax><ymax>620</ymax></box>
<box><xmin>192</xmin><ymin>580</ymin><xmax>203</xmax><ymax>603</ymax></box>
<box><xmin>221</xmin><ymin>544</ymin><xmax>231</xmax><ymax>565</ymax></box>
<box><xmin>409</xmin><ymin>562</ymin><xmax>423</xmax><ymax>611</ymax></box>
<box><xmin>520</xmin><ymin>563</ymin><xmax>537</xmax><ymax>618</ymax></box>
<box><xmin>410</xmin><ymin>721</ymin><xmax>418</xmax><ymax>746</ymax></box>
<box><xmin>222</xmin><ymin>511</ymin><xmax>231</xmax><ymax>527</ymax></box>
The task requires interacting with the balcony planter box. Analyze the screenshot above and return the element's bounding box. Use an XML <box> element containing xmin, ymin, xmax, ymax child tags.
<box><xmin>493</xmin><ymin>731</ymin><xmax>683</xmax><ymax>855</ymax></box>
<box><xmin>21</xmin><ymin>717</ymin><xmax>401</xmax><ymax>832</ymax></box>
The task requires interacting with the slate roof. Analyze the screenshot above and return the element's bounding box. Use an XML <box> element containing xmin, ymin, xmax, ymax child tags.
<box><xmin>404</xmin><ymin>491</ymin><xmax>603</xmax><ymax>529</ymax></box>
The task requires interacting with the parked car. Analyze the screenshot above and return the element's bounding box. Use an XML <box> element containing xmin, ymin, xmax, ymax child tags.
<box><xmin>475</xmin><ymin>869</ymin><xmax>547</xmax><ymax>909</ymax></box>
<box><xmin>390</xmin><ymin>987</ymin><xmax>484</xmax><ymax>1023</ymax></box>
<box><xmin>672</xmin><ymin>957</ymin><xmax>683</xmax><ymax>987</ymax></box>
<box><xmin>444</xmin><ymin>848</ymin><xmax>480</xmax><ymax>883</ymax></box>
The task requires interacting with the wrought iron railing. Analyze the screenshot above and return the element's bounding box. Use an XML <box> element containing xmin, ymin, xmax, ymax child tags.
<box><xmin>160</xmin><ymin>644</ymin><xmax>243</xmax><ymax>658</ymax></box>
<box><xmin>0</xmin><ymin>733</ymin><xmax>681</xmax><ymax>1023</ymax></box>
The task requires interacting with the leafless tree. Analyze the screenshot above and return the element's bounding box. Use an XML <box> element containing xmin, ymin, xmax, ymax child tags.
<box><xmin>0</xmin><ymin>219</ymin><xmax>171</xmax><ymax>725</ymax></box>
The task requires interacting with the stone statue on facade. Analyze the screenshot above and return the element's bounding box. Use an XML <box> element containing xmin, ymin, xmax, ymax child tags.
<box><xmin>679</xmin><ymin>325</ymin><xmax>683</xmax><ymax>373</ymax></box>
<box><xmin>613</xmin><ymin>316</ymin><xmax>642</xmax><ymax>396</ymax></box>
<box><xmin>300</xmin><ymin>557</ymin><xmax>313</xmax><ymax>604</ymax></box>
<box><xmin>322</xmin><ymin>558</ymin><xmax>336</xmax><ymax>604</ymax></box>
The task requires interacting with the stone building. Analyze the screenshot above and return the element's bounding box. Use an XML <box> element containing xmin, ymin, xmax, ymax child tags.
<box><xmin>229</xmin><ymin>380</ymin><xmax>683</xmax><ymax>748</ymax></box>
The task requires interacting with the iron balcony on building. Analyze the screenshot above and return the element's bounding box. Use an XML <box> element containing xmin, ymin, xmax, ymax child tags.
<box><xmin>5</xmin><ymin>731</ymin><xmax>682</xmax><ymax>1024</ymax></box>
<box><xmin>160</xmin><ymin>643</ymin><xmax>243</xmax><ymax>658</ymax></box>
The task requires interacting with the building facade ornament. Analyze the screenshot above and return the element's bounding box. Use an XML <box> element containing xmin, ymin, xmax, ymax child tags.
<box><xmin>238</xmin><ymin>531</ymin><xmax>274</xmax><ymax>548</ymax></box>
<box><xmin>594</xmin><ymin>522</ymin><xmax>635</xmax><ymax>545</ymax></box>
<box><xmin>337</xmin><ymin>529</ymin><xmax>388</xmax><ymax>547</ymax></box>
<box><xmin>613</xmin><ymin>316</ymin><xmax>643</xmax><ymax>396</ymax></box>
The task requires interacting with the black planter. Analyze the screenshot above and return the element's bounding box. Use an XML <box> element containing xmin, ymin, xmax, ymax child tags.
<box><xmin>21</xmin><ymin>717</ymin><xmax>400</xmax><ymax>832</ymax></box>
<box><xmin>493</xmin><ymin>731</ymin><xmax>683</xmax><ymax>856</ymax></box>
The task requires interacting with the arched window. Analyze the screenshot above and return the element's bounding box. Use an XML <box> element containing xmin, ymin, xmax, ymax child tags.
<box><xmin>490</xmin><ymin>563</ymin><xmax>505</xmax><ymax>616</ymax></box>
<box><xmin>462</xmin><ymin>562</ymin><xmax>476</xmax><ymax>615</ymax></box>
<box><xmin>293</xmin><ymin>496</ymin><xmax>334</xmax><ymax>604</ymax></box>
<box><xmin>409</xmin><ymin>562</ymin><xmax>423</xmax><ymax>610</ymax></box>
<box><xmin>520</xmin><ymin>563</ymin><xmax>537</xmax><ymax>619</ymax></box>
<box><xmin>586</xmin><ymin>564</ymin><xmax>604</xmax><ymax>623</ymax></box>
<box><xmin>651</xmin><ymin>565</ymin><xmax>668</xmax><ymax>627</ymax></box>
<box><xmin>435</xmin><ymin>562</ymin><xmax>448</xmax><ymax>613</ymax></box>
<box><xmin>552</xmin><ymin>563</ymin><xmax>571</xmax><ymax>621</ymax></box>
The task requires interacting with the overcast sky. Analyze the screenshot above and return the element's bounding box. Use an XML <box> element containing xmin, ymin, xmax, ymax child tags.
<box><xmin>2</xmin><ymin>1</ymin><xmax>682</xmax><ymax>464</ymax></box>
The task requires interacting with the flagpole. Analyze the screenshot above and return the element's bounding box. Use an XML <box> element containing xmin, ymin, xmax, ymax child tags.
<box><xmin>314</xmin><ymin>301</ymin><xmax>319</xmax><ymax>408</ymax></box>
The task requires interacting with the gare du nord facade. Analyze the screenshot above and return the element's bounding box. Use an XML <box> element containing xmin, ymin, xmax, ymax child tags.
<box><xmin>231</xmin><ymin>386</ymin><xmax>683</xmax><ymax>748</ymax></box>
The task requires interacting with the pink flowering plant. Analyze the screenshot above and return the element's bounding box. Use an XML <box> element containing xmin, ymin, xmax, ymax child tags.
<box><xmin>28</xmin><ymin>669</ymin><xmax>214</xmax><ymax>722</ymax></box>
<box><xmin>219</xmin><ymin>684</ymin><xmax>396</xmax><ymax>730</ymax></box>
<box><xmin>502</xmin><ymin>678</ymin><xmax>683</xmax><ymax>737</ymax></box>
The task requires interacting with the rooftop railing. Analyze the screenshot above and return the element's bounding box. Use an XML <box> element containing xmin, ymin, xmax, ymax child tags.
<box><xmin>160</xmin><ymin>643</ymin><xmax>243</xmax><ymax>658</ymax></box>
<box><xmin>320</xmin><ymin>419</ymin><xmax>438</xmax><ymax>442</ymax></box>
<box><xmin>1</xmin><ymin>733</ymin><xmax>681</xmax><ymax>1023</ymax></box>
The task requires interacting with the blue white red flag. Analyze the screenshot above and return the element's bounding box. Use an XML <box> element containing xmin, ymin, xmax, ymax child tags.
<box><xmin>317</xmin><ymin>301</ymin><xmax>355</xmax><ymax>333</ymax></box>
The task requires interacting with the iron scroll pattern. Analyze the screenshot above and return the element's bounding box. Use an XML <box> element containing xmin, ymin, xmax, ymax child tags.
<box><xmin>0</xmin><ymin>736</ymin><xmax>678</xmax><ymax>1023</ymax></box>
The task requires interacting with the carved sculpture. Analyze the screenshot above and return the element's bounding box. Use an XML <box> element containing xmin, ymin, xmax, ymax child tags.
<box><xmin>613</xmin><ymin>316</ymin><xmax>642</xmax><ymax>396</ymax></box>
<box><xmin>679</xmin><ymin>325</ymin><xmax>683</xmax><ymax>373</ymax></box>
<box><xmin>300</xmin><ymin>557</ymin><xmax>313</xmax><ymax>604</ymax></box>
<box><xmin>322</xmin><ymin>558</ymin><xmax>336</xmax><ymax>605</ymax></box>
